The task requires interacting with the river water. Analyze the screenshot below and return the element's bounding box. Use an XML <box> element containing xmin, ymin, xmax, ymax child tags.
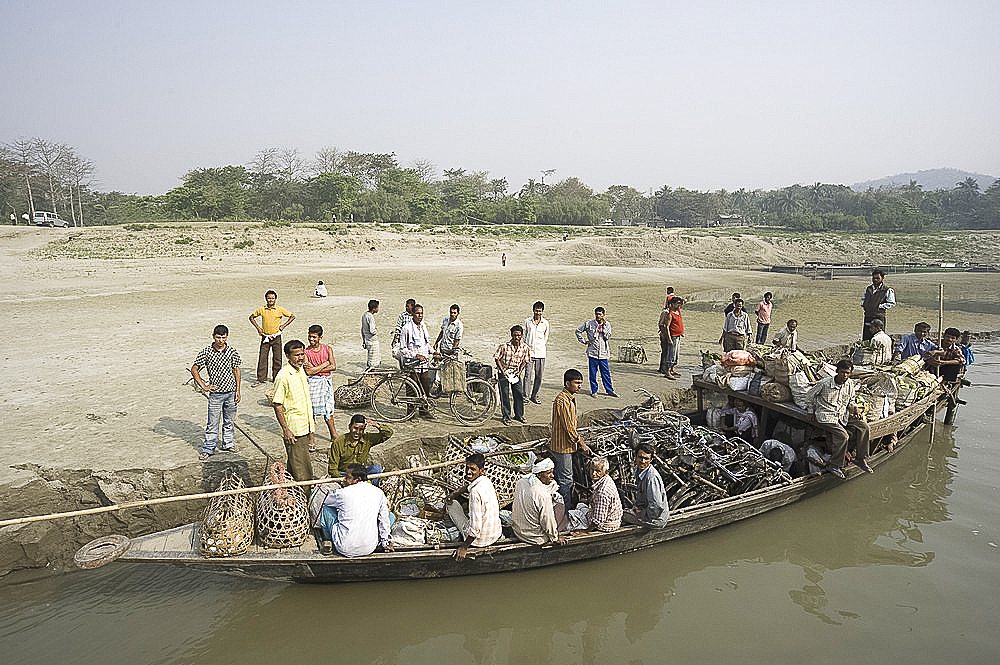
<box><xmin>2</xmin><ymin>275</ymin><xmax>999</xmax><ymax>664</ymax></box>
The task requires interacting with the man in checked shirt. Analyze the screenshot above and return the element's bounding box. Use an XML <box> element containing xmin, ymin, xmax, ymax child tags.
<box><xmin>446</xmin><ymin>453</ymin><xmax>502</xmax><ymax>560</ymax></box>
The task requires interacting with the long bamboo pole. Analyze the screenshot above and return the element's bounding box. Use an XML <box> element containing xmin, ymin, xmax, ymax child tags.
<box><xmin>0</xmin><ymin>445</ymin><xmax>537</xmax><ymax>529</ymax></box>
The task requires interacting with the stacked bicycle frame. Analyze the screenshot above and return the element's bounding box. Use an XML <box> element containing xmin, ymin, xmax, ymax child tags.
<box><xmin>572</xmin><ymin>395</ymin><xmax>793</xmax><ymax>512</ymax></box>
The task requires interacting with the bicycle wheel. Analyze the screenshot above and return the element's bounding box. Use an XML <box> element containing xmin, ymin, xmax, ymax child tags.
<box><xmin>451</xmin><ymin>378</ymin><xmax>496</xmax><ymax>424</ymax></box>
<box><xmin>371</xmin><ymin>375</ymin><xmax>422</xmax><ymax>422</ymax></box>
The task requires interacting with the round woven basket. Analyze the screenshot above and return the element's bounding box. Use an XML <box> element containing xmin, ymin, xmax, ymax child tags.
<box><xmin>255</xmin><ymin>462</ymin><xmax>310</xmax><ymax>549</ymax></box>
<box><xmin>443</xmin><ymin>435</ymin><xmax>527</xmax><ymax>508</ymax></box>
<box><xmin>334</xmin><ymin>373</ymin><xmax>379</xmax><ymax>409</ymax></box>
<box><xmin>200</xmin><ymin>472</ymin><xmax>254</xmax><ymax>557</ymax></box>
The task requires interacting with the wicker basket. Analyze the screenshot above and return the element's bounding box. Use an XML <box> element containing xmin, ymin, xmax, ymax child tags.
<box><xmin>255</xmin><ymin>462</ymin><xmax>310</xmax><ymax>549</ymax></box>
<box><xmin>443</xmin><ymin>435</ymin><xmax>527</xmax><ymax>508</ymax></box>
<box><xmin>199</xmin><ymin>472</ymin><xmax>254</xmax><ymax>557</ymax></box>
<box><xmin>334</xmin><ymin>373</ymin><xmax>379</xmax><ymax>408</ymax></box>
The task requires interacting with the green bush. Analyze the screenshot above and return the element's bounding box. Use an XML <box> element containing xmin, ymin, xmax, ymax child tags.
<box><xmin>233</xmin><ymin>239</ymin><xmax>254</xmax><ymax>249</ymax></box>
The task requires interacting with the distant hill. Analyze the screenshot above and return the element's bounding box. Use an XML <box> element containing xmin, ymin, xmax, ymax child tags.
<box><xmin>852</xmin><ymin>168</ymin><xmax>996</xmax><ymax>192</ymax></box>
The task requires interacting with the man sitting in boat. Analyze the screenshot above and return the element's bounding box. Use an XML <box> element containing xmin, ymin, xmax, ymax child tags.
<box><xmin>446</xmin><ymin>453</ymin><xmax>503</xmax><ymax>560</ymax></box>
<box><xmin>317</xmin><ymin>464</ymin><xmax>394</xmax><ymax>558</ymax></box>
<box><xmin>868</xmin><ymin>319</ymin><xmax>894</xmax><ymax>366</ymax></box>
<box><xmin>924</xmin><ymin>327</ymin><xmax>966</xmax><ymax>383</ymax></box>
<box><xmin>772</xmin><ymin>319</ymin><xmax>799</xmax><ymax>351</ymax></box>
<box><xmin>624</xmin><ymin>444</ymin><xmax>669</xmax><ymax>527</ymax></box>
<box><xmin>511</xmin><ymin>457</ymin><xmax>569</xmax><ymax>545</ymax></box>
<box><xmin>328</xmin><ymin>414</ymin><xmax>392</xmax><ymax>486</ymax></box>
<box><xmin>722</xmin><ymin>398</ymin><xmax>758</xmax><ymax>442</ymax></box>
<box><xmin>803</xmin><ymin>358</ymin><xmax>873</xmax><ymax>479</ymax></box>
<box><xmin>568</xmin><ymin>457</ymin><xmax>623</xmax><ymax>532</ymax></box>
<box><xmin>892</xmin><ymin>322</ymin><xmax>938</xmax><ymax>363</ymax></box>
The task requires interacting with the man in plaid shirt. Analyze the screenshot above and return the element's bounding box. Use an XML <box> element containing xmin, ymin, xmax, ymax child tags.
<box><xmin>446</xmin><ymin>452</ymin><xmax>502</xmax><ymax>560</ymax></box>
<box><xmin>568</xmin><ymin>457</ymin><xmax>623</xmax><ymax>532</ymax></box>
<box><xmin>191</xmin><ymin>324</ymin><xmax>242</xmax><ymax>461</ymax></box>
<box><xmin>494</xmin><ymin>325</ymin><xmax>532</xmax><ymax>425</ymax></box>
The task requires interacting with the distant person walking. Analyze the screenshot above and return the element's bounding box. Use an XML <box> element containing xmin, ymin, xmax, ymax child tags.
<box><xmin>523</xmin><ymin>301</ymin><xmax>550</xmax><ymax>404</ymax></box>
<box><xmin>754</xmin><ymin>292</ymin><xmax>773</xmax><ymax>344</ymax></box>
<box><xmin>361</xmin><ymin>299</ymin><xmax>380</xmax><ymax>368</ymax></box>
<box><xmin>190</xmin><ymin>325</ymin><xmax>242</xmax><ymax>461</ymax></box>
<box><xmin>249</xmin><ymin>290</ymin><xmax>294</xmax><ymax>386</ymax></box>
<box><xmin>501</xmin><ymin>252</ymin><xmax>507</xmax><ymax>267</ymax></box>
<box><xmin>861</xmin><ymin>269</ymin><xmax>895</xmax><ymax>340</ymax></box>
<box><xmin>576</xmin><ymin>307</ymin><xmax>617</xmax><ymax>397</ymax></box>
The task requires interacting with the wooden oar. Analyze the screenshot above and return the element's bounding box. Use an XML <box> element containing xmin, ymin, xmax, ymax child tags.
<box><xmin>0</xmin><ymin>444</ymin><xmax>539</xmax><ymax>528</ymax></box>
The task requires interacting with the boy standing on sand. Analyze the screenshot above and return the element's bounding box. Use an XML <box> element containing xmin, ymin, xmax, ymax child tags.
<box><xmin>249</xmin><ymin>290</ymin><xmax>295</xmax><ymax>386</ymax></box>
<box><xmin>305</xmin><ymin>324</ymin><xmax>338</xmax><ymax>450</ymax></box>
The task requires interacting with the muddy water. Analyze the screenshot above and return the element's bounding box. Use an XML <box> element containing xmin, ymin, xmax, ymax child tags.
<box><xmin>2</xmin><ymin>273</ymin><xmax>1000</xmax><ymax>664</ymax></box>
<box><xmin>2</xmin><ymin>343</ymin><xmax>998</xmax><ymax>664</ymax></box>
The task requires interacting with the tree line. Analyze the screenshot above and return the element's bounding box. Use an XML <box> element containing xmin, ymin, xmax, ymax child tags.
<box><xmin>3</xmin><ymin>137</ymin><xmax>999</xmax><ymax>231</ymax></box>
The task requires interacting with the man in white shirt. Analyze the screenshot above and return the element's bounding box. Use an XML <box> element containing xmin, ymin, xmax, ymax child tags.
<box><xmin>869</xmin><ymin>319</ymin><xmax>893</xmax><ymax>366</ymax></box>
<box><xmin>317</xmin><ymin>464</ymin><xmax>394</xmax><ymax>558</ymax></box>
<box><xmin>400</xmin><ymin>303</ymin><xmax>435</xmax><ymax>416</ymax></box>
<box><xmin>772</xmin><ymin>319</ymin><xmax>799</xmax><ymax>351</ymax></box>
<box><xmin>523</xmin><ymin>301</ymin><xmax>550</xmax><ymax>404</ymax></box>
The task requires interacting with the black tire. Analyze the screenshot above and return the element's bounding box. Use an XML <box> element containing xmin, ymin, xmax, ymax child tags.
<box><xmin>451</xmin><ymin>378</ymin><xmax>496</xmax><ymax>424</ymax></box>
<box><xmin>371</xmin><ymin>375</ymin><xmax>422</xmax><ymax>422</ymax></box>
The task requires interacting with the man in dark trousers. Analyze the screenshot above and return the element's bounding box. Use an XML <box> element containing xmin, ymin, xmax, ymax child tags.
<box><xmin>861</xmin><ymin>269</ymin><xmax>895</xmax><ymax>340</ymax></box>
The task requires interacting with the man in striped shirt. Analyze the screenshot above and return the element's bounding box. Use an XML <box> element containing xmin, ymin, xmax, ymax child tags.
<box><xmin>446</xmin><ymin>453</ymin><xmax>502</xmax><ymax>560</ymax></box>
<box><xmin>568</xmin><ymin>456</ymin><xmax>623</xmax><ymax>532</ymax></box>
<box><xmin>271</xmin><ymin>339</ymin><xmax>315</xmax><ymax>482</ymax></box>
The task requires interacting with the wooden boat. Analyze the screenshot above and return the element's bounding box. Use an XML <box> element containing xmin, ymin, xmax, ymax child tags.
<box><xmin>114</xmin><ymin>383</ymin><xmax>955</xmax><ymax>583</ymax></box>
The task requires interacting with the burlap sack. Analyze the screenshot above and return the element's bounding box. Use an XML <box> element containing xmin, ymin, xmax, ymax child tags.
<box><xmin>760</xmin><ymin>381</ymin><xmax>792</xmax><ymax>403</ymax></box>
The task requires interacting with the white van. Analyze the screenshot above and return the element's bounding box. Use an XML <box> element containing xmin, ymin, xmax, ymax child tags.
<box><xmin>33</xmin><ymin>211</ymin><xmax>70</xmax><ymax>228</ymax></box>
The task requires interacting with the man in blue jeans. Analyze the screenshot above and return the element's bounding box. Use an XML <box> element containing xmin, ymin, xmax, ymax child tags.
<box><xmin>191</xmin><ymin>325</ymin><xmax>242</xmax><ymax>461</ymax></box>
<box><xmin>576</xmin><ymin>307</ymin><xmax>618</xmax><ymax>398</ymax></box>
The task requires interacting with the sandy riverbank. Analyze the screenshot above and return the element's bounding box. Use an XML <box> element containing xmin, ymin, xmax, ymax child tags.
<box><xmin>2</xmin><ymin>223</ymin><xmax>999</xmax><ymax>576</ymax></box>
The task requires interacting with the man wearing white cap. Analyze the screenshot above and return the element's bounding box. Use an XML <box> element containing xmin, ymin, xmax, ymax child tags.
<box><xmin>510</xmin><ymin>457</ymin><xmax>568</xmax><ymax>545</ymax></box>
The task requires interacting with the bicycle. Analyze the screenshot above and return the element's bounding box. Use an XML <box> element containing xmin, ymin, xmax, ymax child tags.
<box><xmin>370</xmin><ymin>349</ymin><xmax>497</xmax><ymax>425</ymax></box>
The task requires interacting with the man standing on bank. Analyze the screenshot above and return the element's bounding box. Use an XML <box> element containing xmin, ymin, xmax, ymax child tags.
<box><xmin>721</xmin><ymin>299</ymin><xmax>751</xmax><ymax>352</ymax></box>
<box><xmin>861</xmin><ymin>269</ymin><xmax>895</xmax><ymax>341</ymax></box>
<box><xmin>523</xmin><ymin>301</ymin><xmax>550</xmax><ymax>404</ymax></box>
<box><xmin>361</xmin><ymin>299</ymin><xmax>380</xmax><ymax>369</ymax></box>
<box><xmin>191</xmin><ymin>325</ymin><xmax>242</xmax><ymax>461</ymax></box>
<box><xmin>550</xmin><ymin>369</ymin><xmax>593</xmax><ymax>508</ymax></box>
<box><xmin>576</xmin><ymin>307</ymin><xmax>617</xmax><ymax>397</ymax></box>
<box><xmin>249</xmin><ymin>290</ymin><xmax>295</xmax><ymax>387</ymax></box>
<box><xmin>271</xmin><ymin>339</ymin><xmax>315</xmax><ymax>482</ymax></box>
<box><xmin>495</xmin><ymin>325</ymin><xmax>532</xmax><ymax>425</ymax></box>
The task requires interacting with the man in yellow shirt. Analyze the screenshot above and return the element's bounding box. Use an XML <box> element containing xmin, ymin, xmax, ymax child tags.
<box><xmin>249</xmin><ymin>290</ymin><xmax>295</xmax><ymax>386</ymax></box>
<box><xmin>271</xmin><ymin>339</ymin><xmax>314</xmax><ymax>482</ymax></box>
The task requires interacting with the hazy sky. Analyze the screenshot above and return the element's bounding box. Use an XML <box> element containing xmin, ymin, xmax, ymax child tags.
<box><xmin>4</xmin><ymin>0</ymin><xmax>997</xmax><ymax>195</ymax></box>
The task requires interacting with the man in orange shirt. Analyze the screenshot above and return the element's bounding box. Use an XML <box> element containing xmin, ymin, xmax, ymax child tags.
<box><xmin>249</xmin><ymin>290</ymin><xmax>295</xmax><ymax>386</ymax></box>
<box><xmin>549</xmin><ymin>369</ymin><xmax>593</xmax><ymax>507</ymax></box>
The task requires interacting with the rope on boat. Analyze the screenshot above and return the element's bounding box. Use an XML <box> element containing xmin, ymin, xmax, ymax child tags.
<box><xmin>0</xmin><ymin>445</ymin><xmax>539</xmax><ymax>528</ymax></box>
